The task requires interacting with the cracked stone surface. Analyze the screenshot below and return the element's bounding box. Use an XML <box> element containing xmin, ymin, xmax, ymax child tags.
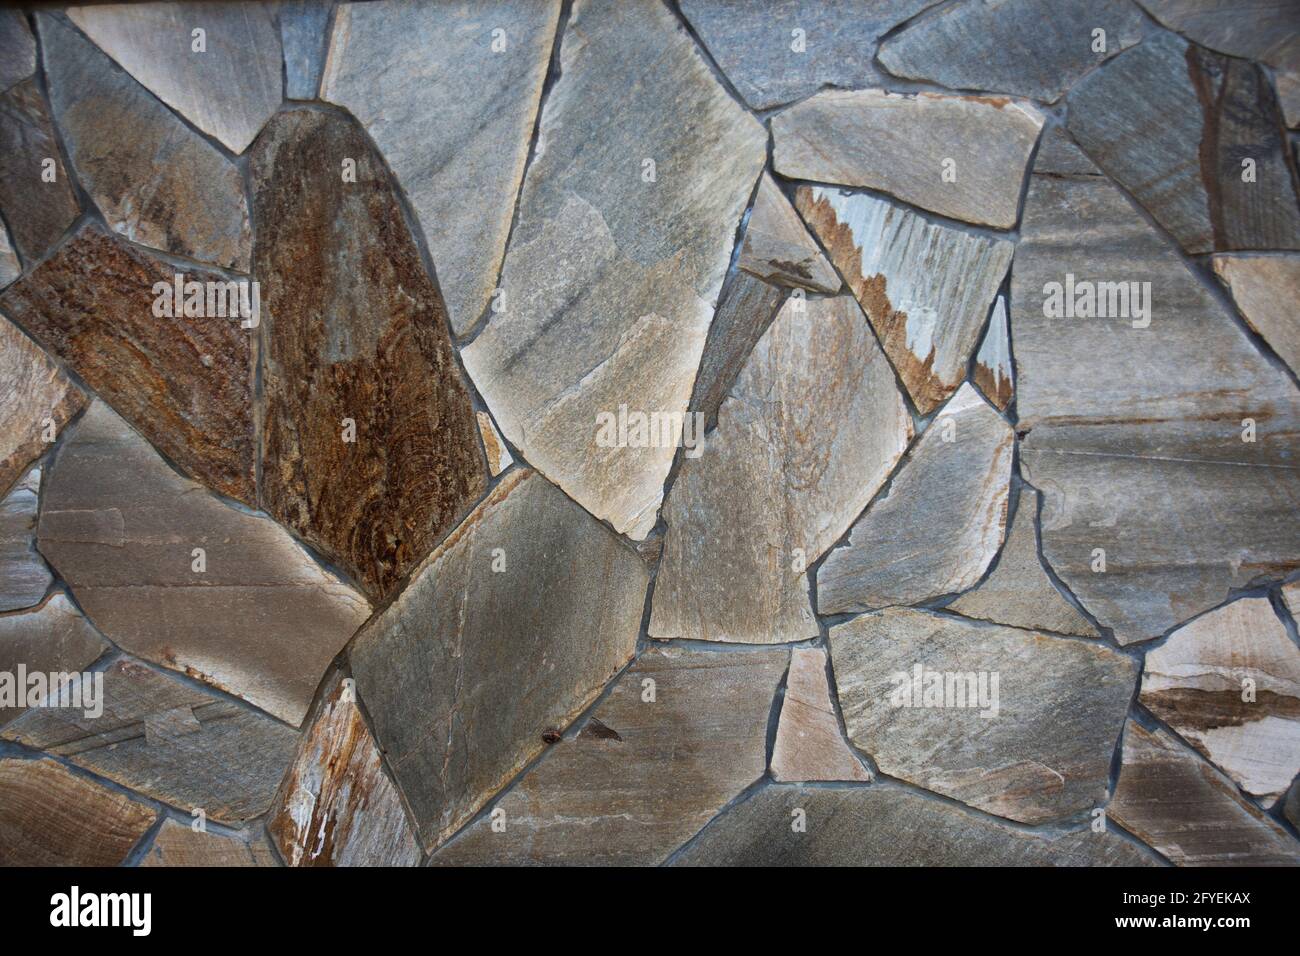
<box><xmin>0</xmin><ymin>469</ymin><xmax>52</xmax><ymax>613</ymax></box>
<box><xmin>140</xmin><ymin>818</ymin><xmax>278</xmax><ymax>867</ymax></box>
<box><xmin>1211</xmin><ymin>254</ymin><xmax>1300</xmax><ymax>377</ymax></box>
<box><xmin>0</xmin><ymin>77</ymin><xmax>79</xmax><ymax>264</ymax></box>
<box><xmin>772</xmin><ymin>647</ymin><xmax>871</xmax><ymax>783</ymax></box>
<box><xmin>0</xmin><ymin>592</ymin><xmax>108</xmax><ymax>727</ymax></box>
<box><xmin>738</xmin><ymin>174</ymin><xmax>838</xmax><ymax>293</ymax></box>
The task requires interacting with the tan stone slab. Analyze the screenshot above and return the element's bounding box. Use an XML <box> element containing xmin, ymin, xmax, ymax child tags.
<box><xmin>0</xmin><ymin>314</ymin><xmax>84</xmax><ymax>499</ymax></box>
<box><xmin>476</xmin><ymin>412</ymin><xmax>513</xmax><ymax>477</ymax></box>
<box><xmin>739</xmin><ymin>174</ymin><xmax>838</xmax><ymax>293</ymax></box>
<box><xmin>1212</xmin><ymin>255</ymin><xmax>1300</xmax><ymax>377</ymax></box>
<box><xmin>772</xmin><ymin>647</ymin><xmax>870</xmax><ymax>783</ymax></box>
<box><xmin>140</xmin><ymin>817</ymin><xmax>278</xmax><ymax>867</ymax></box>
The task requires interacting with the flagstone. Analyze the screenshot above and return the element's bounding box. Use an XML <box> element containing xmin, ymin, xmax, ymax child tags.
<box><xmin>738</xmin><ymin>174</ymin><xmax>838</xmax><ymax>293</ymax></box>
<box><xmin>1135</xmin><ymin>1</ymin><xmax>1300</xmax><ymax>78</ymax></box>
<box><xmin>0</xmin><ymin>470</ymin><xmax>52</xmax><ymax>613</ymax></box>
<box><xmin>0</xmin><ymin>593</ymin><xmax>108</xmax><ymax>727</ymax></box>
<box><xmin>0</xmin><ymin>78</ymin><xmax>79</xmax><ymax>263</ymax></box>
<box><xmin>1212</xmin><ymin>254</ymin><xmax>1300</xmax><ymax>376</ymax></box>
<box><xmin>972</xmin><ymin>297</ymin><xmax>1013</xmax><ymax>411</ymax></box>
<box><xmin>280</xmin><ymin>0</ymin><xmax>332</xmax><ymax>100</ymax></box>
<box><xmin>772</xmin><ymin>647</ymin><xmax>870</xmax><ymax>783</ymax></box>
<box><xmin>0</xmin><ymin>10</ymin><xmax>35</xmax><ymax>93</ymax></box>
<box><xmin>141</xmin><ymin>817</ymin><xmax>278</xmax><ymax>867</ymax></box>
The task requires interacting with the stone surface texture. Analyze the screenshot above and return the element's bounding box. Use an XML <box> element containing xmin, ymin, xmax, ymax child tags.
<box><xmin>476</xmin><ymin>411</ymin><xmax>514</xmax><ymax>477</ymax></box>
<box><xmin>0</xmin><ymin>593</ymin><xmax>108</xmax><ymax>727</ymax></box>
<box><xmin>772</xmin><ymin>647</ymin><xmax>871</xmax><ymax>783</ymax></box>
<box><xmin>140</xmin><ymin>818</ymin><xmax>278</xmax><ymax>867</ymax></box>
<box><xmin>280</xmin><ymin>0</ymin><xmax>332</xmax><ymax>100</ymax></box>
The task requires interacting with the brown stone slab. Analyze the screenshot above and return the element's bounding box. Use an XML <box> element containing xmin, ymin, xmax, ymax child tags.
<box><xmin>772</xmin><ymin>647</ymin><xmax>871</xmax><ymax>783</ymax></box>
<box><xmin>140</xmin><ymin>817</ymin><xmax>278</xmax><ymax>867</ymax></box>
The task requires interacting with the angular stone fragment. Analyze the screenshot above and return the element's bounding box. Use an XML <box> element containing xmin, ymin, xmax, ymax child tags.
<box><xmin>0</xmin><ymin>78</ymin><xmax>79</xmax><ymax>263</ymax></box>
<box><xmin>949</xmin><ymin>488</ymin><xmax>1098</xmax><ymax>637</ymax></box>
<box><xmin>431</xmin><ymin>648</ymin><xmax>786</xmax><ymax>866</ymax></box>
<box><xmin>829</xmin><ymin>608</ymin><xmax>1136</xmax><ymax>823</ymax></box>
<box><xmin>773</xmin><ymin>90</ymin><xmax>1043</xmax><ymax>229</ymax></box>
<box><xmin>1034</xmin><ymin>124</ymin><xmax>1102</xmax><ymax>176</ymax></box>
<box><xmin>0</xmin><ymin>11</ymin><xmax>36</xmax><ymax>94</ymax></box>
<box><xmin>1140</xmin><ymin>598</ymin><xmax>1300</xmax><ymax>804</ymax></box>
<box><xmin>40</xmin><ymin>15</ymin><xmax>251</xmax><ymax>271</ymax></box>
<box><xmin>818</xmin><ymin>385</ymin><xmax>1012</xmax><ymax>613</ymax></box>
<box><xmin>1110</xmin><ymin>721</ymin><xmax>1300</xmax><ymax>866</ymax></box>
<box><xmin>0</xmin><ymin>593</ymin><xmax>108</xmax><ymax>726</ymax></box>
<box><xmin>322</xmin><ymin>0</ymin><xmax>560</xmax><ymax>335</ymax></box>
<box><xmin>679</xmin><ymin>0</ymin><xmax>939</xmax><ymax>110</ymax></box>
<box><xmin>772</xmin><ymin>647</ymin><xmax>870</xmax><ymax>783</ymax></box>
<box><xmin>0</xmin><ymin>223</ymin><xmax>18</xmax><ymax>288</ymax></box>
<box><xmin>1014</xmin><ymin>145</ymin><xmax>1300</xmax><ymax>643</ymax></box>
<box><xmin>67</xmin><ymin>2</ymin><xmax>281</xmax><ymax>154</ymax></box>
<box><xmin>462</xmin><ymin>0</ymin><xmax>765</xmax><ymax>540</ymax></box>
<box><xmin>688</xmin><ymin>270</ymin><xmax>785</xmax><ymax>431</ymax></box>
<box><xmin>1</xmin><ymin>225</ymin><xmax>256</xmax><ymax>504</ymax></box>
<box><xmin>796</xmin><ymin>187</ymin><xmax>1013</xmax><ymax>413</ymax></box>
<box><xmin>972</xmin><ymin>297</ymin><xmax>1013</xmax><ymax>411</ymax></box>
<box><xmin>879</xmin><ymin>0</ymin><xmax>1144</xmax><ymax>101</ymax></box>
<box><xmin>476</xmin><ymin>412</ymin><xmax>513</xmax><ymax>477</ymax></box>
<box><xmin>652</xmin><ymin>295</ymin><xmax>911</xmax><ymax>643</ymax></box>
<box><xmin>0</xmin><ymin>757</ymin><xmax>155</xmax><ymax>866</ymax></box>
<box><xmin>0</xmin><ymin>470</ymin><xmax>51</xmax><ymax>612</ymax></box>
<box><xmin>1212</xmin><ymin>255</ymin><xmax>1300</xmax><ymax>376</ymax></box>
<box><xmin>0</xmin><ymin>313</ymin><xmax>84</xmax><ymax>498</ymax></box>
<box><xmin>38</xmin><ymin>402</ymin><xmax>371</xmax><ymax>726</ymax></box>
<box><xmin>280</xmin><ymin>0</ymin><xmax>332</xmax><ymax>100</ymax></box>
<box><xmin>739</xmin><ymin>174</ymin><xmax>838</xmax><ymax>292</ymax></box>
<box><xmin>672</xmin><ymin>785</ymin><xmax>1158</xmax><ymax>866</ymax></box>
<box><xmin>350</xmin><ymin>469</ymin><xmax>650</xmax><ymax>851</ymax></box>
<box><xmin>268</xmin><ymin>672</ymin><xmax>422</xmax><ymax>867</ymax></box>
<box><xmin>141</xmin><ymin>818</ymin><xmax>278</xmax><ymax>867</ymax></box>
<box><xmin>3</xmin><ymin>658</ymin><xmax>298</xmax><ymax>822</ymax></box>
<box><xmin>1067</xmin><ymin>31</ymin><xmax>1300</xmax><ymax>253</ymax></box>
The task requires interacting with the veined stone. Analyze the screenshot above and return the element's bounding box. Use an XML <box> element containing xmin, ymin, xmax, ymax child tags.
<box><xmin>879</xmin><ymin>0</ymin><xmax>1144</xmax><ymax>101</ymax></box>
<box><xmin>3</xmin><ymin>658</ymin><xmax>298</xmax><ymax>822</ymax></box>
<box><xmin>829</xmin><ymin>608</ymin><xmax>1137</xmax><ymax>824</ymax></box>
<box><xmin>430</xmin><ymin>648</ymin><xmax>787</xmax><ymax>866</ymax></box>
<box><xmin>67</xmin><ymin>2</ymin><xmax>281</xmax><ymax>154</ymax></box>
<box><xmin>1110</xmin><ymin>721</ymin><xmax>1300</xmax><ymax>866</ymax></box>
<box><xmin>738</xmin><ymin>174</ymin><xmax>838</xmax><ymax>293</ymax></box>
<box><xmin>1212</xmin><ymin>255</ymin><xmax>1300</xmax><ymax>376</ymax></box>
<box><xmin>651</xmin><ymin>295</ymin><xmax>911</xmax><ymax>643</ymax></box>
<box><xmin>0</xmin><ymin>78</ymin><xmax>79</xmax><ymax>263</ymax></box>
<box><xmin>0</xmin><ymin>11</ymin><xmax>36</xmax><ymax>93</ymax></box>
<box><xmin>1014</xmin><ymin>141</ymin><xmax>1300</xmax><ymax>644</ymax></box>
<box><xmin>141</xmin><ymin>817</ymin><xmax>278</xmax><ymax>867</ymax></box>
<box><xmin>1140</xmin><ymin>597</ymin><xmax>1300</xmax><ymax>805</ymax></box>
<box><xmin>476</xmin><ymin>412</ymin><xmax>514</xmax><ymax>477</ymax></box>
<box><xmin>350</xmin><ymin>469</ymin><xmax>650</xmax><ymax>852</ymax></box>
<box><xmin>679</xmin><ymin>0</ymin><xmax>939</xmax><ymax>110</ymax></box>
<box><xmin>461</xmin><ymin>0</ymin><xmax>766</xmax><ymax>540</ymax></box>
<box><xmin>321</xmin><ymin>0</ymin><xmax>560</xmax><ymax>336</ymax></box>
<box><xmin>0</xmin><ymin>314</ymin><xmax>85</xmax><ymax>498</ymax></box>
<box><xmin>280</xmin><ymin>0</ymin><xmax>332</xmax><ymax>100</ymax></box>
<box><xmin>1067</xmin><ymin>31</ymin><xmax>1300</xmax><ymax>253</ymax></box>
<box><xmin>0</xmin><ymin>593</ymin><xmax>108</xmax><ymax>727</ymax></box>
<box><xmin>251</xmin><ymin>108</ymin><xmax>486</xmax><ymax>601</ymax></box>
<box><xmin>772</xmin><ymin>647</ymin><xmax>870</xmax><ymax>783</ymax></box>
<box><xmin>0</xmin><ymin>470</ymin><xmax>52</xmax><ymax>612</ymax></box>
<box><xmin>0</xmin><ymin>757</ymin><xmax>155</xmax><ymax>866</ymax></box>
<box><xmin>972</xmin><ymin>297</ymin><xmax>1013</xmax><ymax>411</ymax></box>
<box><xmin>773</xmin><ymin>90</ymin><xmax>1044</xmax><ymax>229</ymax></box>
<box><xmin>40</xmin><ymin>15</ymin><xmax>251</xmax><ymax>271</ymax></box>
<box><xmin>37</xmin><ymin>401</ymin><xmax>371</xmax><ymax>727</ymax></box>
<box><xmin>818</xmin><ymin>385</ymin><xmax>1012</xmax><ymax>613</ymax></box>
<box><xmin>796</xmin><ymin>187</ymin><xmax>1013</xmax><ymax>413</ymax></box>
<box><xmin>0</xmin><ymin>221</ymin><xmax>18</xmax><ymax>287</ymax></box>
<box><xmin>949</xmin><ymin>488</ymin><xmax>1098</xmax><ymax>637</ymax></box>
<box><xmin>671</xmin><ymin>785</ymin><xmax>1158</xmax><ymax>866</ymax></box>
<box><xmin>268</xmin><ymin>672</ymin><xmax>422</xmax><ymax>866</ymax></box>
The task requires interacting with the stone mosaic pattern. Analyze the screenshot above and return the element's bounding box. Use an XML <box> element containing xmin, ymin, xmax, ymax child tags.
<box><xmin>0</xmin><ymin>1</ymin><xmax>1297</xmax><ymax>870</ymax></box>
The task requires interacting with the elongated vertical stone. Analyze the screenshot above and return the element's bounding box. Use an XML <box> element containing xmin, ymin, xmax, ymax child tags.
<box><xmin>476</xmin><ymin>412</ymin><xmax>513</xmax><ymax>477</ymax></box>
<box><xmin>280</xmin><ymin>0</ymin><xmax>332</xmax><ymax>100</ymax></box>
<box><xmin>972</xmin><ymin>296</ymin><xmax>1013</xmax><ymax>411</ymax></box>
<box><xmin>251</xmin><ymin>108</ymin><xmax>487</xmax><ymax>601</ymax></box>
<box><xmin>739</xmin><ymin>174</ymin><xmax>838</xmax><ymax>293</ymax></box>
<box><xmin>0</xmin><ymin>78</ymin><xmax>79</xmax><ymax>263</ymax></box>
<box><xmin>772</xmin><ymin>647</ymin><xmax>870</xmax><ymax>783</ymax></box>
<box><xmin>0</xmin><ymin>11</ymin><xmax>36</xmax><ymax>94</ymax></box>
<box><xmin>0</xmin><ymin>593</ymin><xmax>108</xmax><ymax>727</ymax></box>
<box><xmin>0</xmin><ymin>470</ymin><xmax>52</xmax><ymax>612</ymax></box>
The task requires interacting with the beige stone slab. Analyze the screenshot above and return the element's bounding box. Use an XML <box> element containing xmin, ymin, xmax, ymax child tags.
<box><xmin>476</xmin><ymin>411</ymin><xmax>513</xmax><ymax>477</ymax></box>
<box><xmin>140</xmin><ymin>817</ymin><xmax>278</xmax><ymax>867</ymax></box>
<box><xmin>739</xmin><ymin>174</ymin><xmax>838</xmax><ymax>293</ymax></box>
<box><xmin>0</xmin><ymin>315</ymin><xmax>84</xmax><ymax>500</ymax></box>
<box><xmin>1212</xmin><ymin>255</ymin><xmax>1300</xmax><ymax>377</ymax></box>
<box><xmin>772</xmin><ymin>647</ymin><xmax>870</xmax><ymax>783</ymax></box>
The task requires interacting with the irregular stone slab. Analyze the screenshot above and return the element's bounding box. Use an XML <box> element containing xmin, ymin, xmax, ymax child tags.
<box><xmin>652</xmin><ymin>295</ymin><xmax>911</xmax><ymax>642</ymax></box>
<box><xmin>476</xmin><ymin>412</ymin><xmax>513</xmax><ymax>477</ymax></box>
<box><xmin>1135</xmin><ymin>1</ymin><xmax>1300</xmax><ymax>78</ymax></box>
<box><xmin>829</xmin><ymin>608</ymin><xmax>1136</xmax><ymax>823</ymax></box>
<box><xmin>879</xmin><ymin>0</ymin><xmax>1144</xmax><ymax>101</ymax></box>
<box><xmin>268</xmin><ymin>672</ymin><xmax>422</xmax><ymax>867</ymax></box>
<box><xmin>0</xmin><ymin>313</ymin><xmax>84</xmax><ymax>497</ymax></box>
<box><xmin>0</xmin><ymin>757</ymin><xmax>155</xmax><ymax>866</ymax></box>
<box><xmin>3</xmin><ymin>658</ymin><xmax>298</xmax><ymax>822</ymax></box>
<box><xmin>1014</xmin><ymin>144</ymin><xmax>1300</xmax><ymax>643</ymax></box>
<box><xmin>462</xmin><ymin>0</ymin><xmax>766</xmax><ymax>540</ymax></box>
<box><xmin>818</xmin><ymin>385</ymin><xmax>1012</xmax><ymax>613</ymax></box>
<box><xmin>0</xmin><ymin>222</ymin><xmax>18</xmax><ymax>287</ymax></box>
<box><xmin>1212</xmin><ymin>255</ymin><xmax>1300</xmax><ymax>376</ymax></box>
<box><xmin>40</xmin><ymin>15</ymin><xmax>251</xmax><ymax>271</ymax></box>
<box><xmin>679</xmin><ymin>0</ymin><xmax>938</xmax><ymax>110</ymax></box>
<box><xmin>351</xmin><ymin>469</ymin><xmax>650</xmax><ymax>851</ymax></box>
<box><xmin>1110</xmin><ymin>721</ymin><xmax>1300</xmax><ymax>866</ymax></box>
<box><xmin>1140</xmin><ymin>597</ymin><xmax>1300</xmax><ymax>805</ymax></box>
<box><xmin>67</xmin><ymin>2</ymin><xmax>281</xmax><ymax>154</ymax></box>
<box><xmin>773</xmin><ymin>90</ymin><xmax>1043</xmax><ymax>229</ymax></box>
<box><xmin>688</xmin><ymin>270</ymin><xmax>785</xmax><ymax>431</ymax></box>
<box><xmin>772</xmin><ymin>647</ymin><xmax>870</xmax><ymax>783</ymax></box>
<box><xmin>141</xmin><ymin>817</ymin><xmax>278</xmax><ymax>867</ymax></box>
<box><xmin>739</xmin><ymin>174</ymin><xmax>838</xmax><ymax>292</ymax></box>
<box><xmin>280</xmin><ymin>0</ymin><xmax>332</xmax><ymax>100</ymax></box>
<box><xmin>0</xmin><ymin>593</ymin><xmax>108</xmax><ymax>727</ymax></box>
<box><xmin>251</xmin><ymin>109</ymin><xmax>486</xmax><ymax>600</ymax></box>
<box><xmin>0</xmin><ymin>78</ymin><xmax>79</xmax><ymax>263</ymax></box>
<box><xmin>949</xmin><ymin>488</ymin><xmax>1098</xmax><ymax>637</ymax></box>
<box><xmin>972</xmin><ymin>296</ymin><xmax>1013</xmax><ymax>411</ymax></box>
<box><xmin>38</xmin><ymin>402</ymin><xmax>371</xmax><ymax>726</ymax></box>
<box><xmin>322</xmin><ymin>0</ymin><xmax>559</xmax><ymax>336</ymax></box>
<box><xmin>796</xmin><ymin>187</ymin><xmax>1013</xmax><ymax>413</ymax></box>
<box><xmin>0</xmin><ymin>470</ymin><xmax>51</xmax><ymax>612</ymax></box>
<box><xmin>1067</xmin><ymin>31</ymin><xmax>1300</xmax><ymax>253</ymax></box>
<box><xmin>0</xmin><ymin>225</ymin><xmax>256</xmax><ymax>504</ymax></box>
<box><xmin>0</xmin><ymin>11</ymin><xmax>35</xmax><ymax>94</ymax></box>
<box><xmin>672</xmin><ymin>785</ymin><xmax>1158</xmax><ymax>866</ymax></box>
<box><xmin>432</xmin><ymin>648</ymin><xmax>786</xmax><ymax>866</ymax></box>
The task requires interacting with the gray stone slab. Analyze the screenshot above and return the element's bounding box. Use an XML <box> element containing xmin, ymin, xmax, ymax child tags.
<box><xmin>0</xmin><ymin>593</ymin><xmax>108</xmax><ymax>727</ymax></box>
<box><xmin>0</xmin><ymin>78</ymin><xmax>79</xmax><ymax>263</ymax></box>
<box><xmin>0</xmin><ymin>10</ymin><xmax>36</xmax><ymax>94</ymax></box>
<box><xmin>0</xmin><ymin>470</ymin><xmax>51</xmax><ymax>613</ymax></box>
<box><xmin>972</xmin><ymin>296</ymin><xmax>1013</xmax><ymax>411</ymax></box>
<box><xmin>279</xmin><ymin>0</ymin><xmax>332</xmax><ymax>100</ymax></box>
<box><xmin>739</xmin><ymin>173</ymin><xmax>838</xmax><ymax>292</ymax></box>
<box><xmin>140</xmin><ymin>817</ymin><xmax>278</xmax><ymax>867</ymax></box>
